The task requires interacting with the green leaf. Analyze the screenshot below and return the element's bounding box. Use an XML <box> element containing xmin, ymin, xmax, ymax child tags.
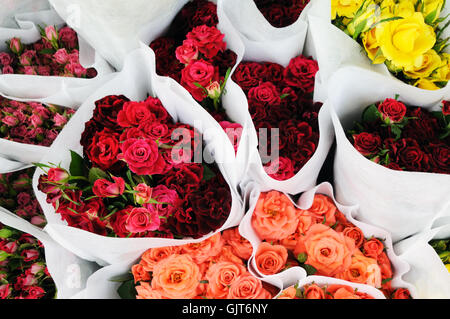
<box><xmin>391</xmin><ymin>125</ymin><xmax>402</xmax><ymax>140</ymax></box>
<box><xmin>303</xmin><ymin>264</ymin><xmax>317</xmax><ymax>275</ymax></box>
<box><xmin>39</xmin><ymin>48</ymin><xmax>55</xmax><ymax>55</ymax></box>
<box><xmin>117</xmin><ymin>279</ymin><xmax>137</xmax><ymax>299</ymax></box>
<box><xmin>110</xmin><ymin>272</ymin><xmax>134</xmax><ymax>283</ymax></box>
<box><xmin>382</xmin><ymin>277</ymin><xmax>393</xmax><ymax>285</ymax></box>
<box><xmin>425</xmin><ymin>8</ymin><xmax>438</xmax><ymax>25</ymax></box>
<box><xmin>362</xmin><ymin>104</ymin><xmax>380</xmax><ymax>123</ymax></box>
<box><xmin>202</xmin><ymin>164</ymin><xmax>216</xmax><ymax>182</ymax></box>
<box><xmin>69</xmin><ymin>150</ymin><xmax>86</xmax><ymax>177</ymax></box>
<box><xmin>88</xmin><ymin>167</ymin><xmax>109</xmax><ymax>184</ymax></box>
<box><xmin>200</xmin><ymin>280</ymin><xmax>209</xmax><ymax>284</ymax></box>
<box><xmin>352</xmin><ymin>19</ymin><xmax>367</xmax><ymax>40</ymax></box>
<box><xmin>0</xmin><ymin>228</ymin><xmax>13</xmax><ymax>239</ymax></box>
<box><xmin>295</xmin><ymin>287</ymin><xmax>304</xmax><ymax>299</ymax></box>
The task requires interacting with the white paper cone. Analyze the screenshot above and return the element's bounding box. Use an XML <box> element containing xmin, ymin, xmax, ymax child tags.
<box><xmin>32</xmin><ymin>48</ymin><xmax>243</xmax><ymax>267</ymax></box>
<box><xmin>330</xmin><ymin>66</ymin><xmax>450</xmax><ymax>243</ymax></box>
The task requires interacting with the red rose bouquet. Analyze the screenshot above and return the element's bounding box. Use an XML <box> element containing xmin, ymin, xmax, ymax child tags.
<box><xmin>240</xmin><ymin>183</ymin><xmax>414</xmax><ymax>299</ymax></box>
<box><xmin>37</xmin><ymin>94</ymin><xmax>233</xmax><ymax>240</ymax></box>
<box><xmin>347</xmin><ymin>98</ymin><xmax>450</xmax><ymax>174</ymax></box>
<box><xmin>254</xmin><ymin>0</ymin><xmax>310</xmax><ymax>28</ymax></box>
<box><xmin>232</xmin><ymin>55</ymin><xmax>322</xmax><ymax>180</ymax></box>
<box><xmin>0</xmin><ymin>25</ymin><xmax>97</xmax><ymax>78</ymax></box>
<box><xmin>115</xmin><ymin>227</ymin><xmax>278</xmax><ymax>299</ymax></box>
<box><xmin>0</xmin><ymin>223</ymin><xmax>56</xmax><ymax>299</ymax></box>
<box><xmin>0</xmin><ymin>168</ymin><xmax>46</xmax><ymax>227</ymax></box>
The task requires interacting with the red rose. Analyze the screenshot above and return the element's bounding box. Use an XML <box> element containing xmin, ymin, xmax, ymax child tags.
<box><xmin>353</xmin><ymin>132</ymin><xmax>381</xmax><ymax>156</ymax></box>
<box><xmin>180</xmin><ymin>59</ymin><xmax>217</xmax><ymax>101</ymax></box>
<box><xmin>138</xmin><ymin>121</ymin><xmax>171</xmax><ymax>143</ymax></box>
<box><xmin>86</xmin><ymin>129</ymin><xmax>121</xmax><ymax>170</ymax></box>
<box><xmin>396</xmin><ymin>138</ymin><xmax>430</xmax><ymax>172</ymax></box>
<box><xmin>125</xmin><ymin>207</ymin><xmax>160</xmax><ymax>233</ymax></box>
<box><xmin>232</xmin><ymin>62</ymin><xmax>265</xmax><ymax>91</ymax></box>
<box><xmin>92</xmin><ymin>176</ymin><xmax>125</xmax><ymax>198</ymax></box>
<box><xmin>363</xmin><ymin>238</ymin><xmax>384</xmax><ymax>259</ymax></box>
<box><xmin>249</xmin><ymin>101</ymin><xmax>268</xmax><ymax>122</ymax></box>
<box><xmin>378</xmin><ymin>98</ymin><xmax>407</xmax><ymax>123</ymax></box>
<box><xmin>191</xmin><ymin>0</ymin><xmax>218</xmax><ymax>27</ymax></box>
<box><xmin>21</xmin><ymin>286</ymin><xmax>45</xmax><ymax>299</ymax></box>
<box><xmin>442</xmin><ymin>100</ymin><xmax>450</xmax><ymax>115</ymax></box>
<box><xmin>393</xmin><ymin>288</ymin><xmax>412</xmax><ymax>299</ymax></box>
<box><xmin>109</xmin><ymin>208</ymin><xmax>133</xmax><ymax>237</ymax></box>
<box><xmin>119</xmin><ymin>138</ymin><xmax>167</xmax><ymax>175</ymax></box>
<box><xmin>167</xmin><ymin>206</ymin><xmax>199</xmax><ymax>238</ymax></box>
<box><xmin>58</xmin><ymin>27</ymin><xmax>78</xmax><ymax>49</ymax></box>
<box><xmin>377</xmin><ymin>252</ymin><xmax>393</xmax><ymax>282</ymax></box>
<box><xmin>428</xmin><ymin>143</ymin><xmax>450</xmax><ymax>174</ymax></box>
<box><xmin>92</xmin><ymin>95</ymin><xmax>129</xmax><ymax>129</ymax></box>
<box><xmin>262</xmin><ymin>62</ymin><xmax>285</xmax><ymax>84</ymax></box>
<box><xmin>144</xmin><ymin>96</ymin><xmax>171</xmax><ymax>123</ymax></box>
<box><xmin>264</xmin><ymin>156</ymin><xmax>295</xmax><ymax>181</ymax></box>
<box><xmin>186</xmin><ymin>25</ymin><xmax>226</xmax><ymax>59</ymax></box>
<box><xmin>283</xmin><ymin>55</ymin><xmax>318</xmax><ymax>93</ymax></box>
<box><xmin>119</xmin><ymin>127</ymin><xmax>149</xmax><ymax>142</ymax></box>
<box><xmin>117</xmin><ymin>101</ymin><xmax>157</xmax><ymax>128</ymax></box>
<box><xmin>175</xmin><ymin>39</ymin><xmax>199</xmax><ymax>65</ymax></box>
<box><xmin>403</xmin><ymin>107</ymin><xmax>440</xmax><ymax>142</ymax></box>
<box><xmin>248</xmin><ymin>82</ymin><xmax>281</xmax><ymax>106</ymax></box>
<box><xmin>162</xmin><ymin>163</ymin><xmax>203</xmax><ymax>196</ymax></box>
<box><xmin>211</xmin><ymin>49</ymin><xmax>237</xmax><ymax>75</ymax></box>
<box><xmin>343</xmin><ymin>227</ymin><xmax>365</xmax><ymax>248</ymax></box>
<box><xmin>384</xmin><ymin>162</ymin><xmax>403</xmax><ymax>171</ymax></box>
<box><xmin>259</xmin><ymin>4</ymin><xmax>288</xmax><ymax>28</ymax></box>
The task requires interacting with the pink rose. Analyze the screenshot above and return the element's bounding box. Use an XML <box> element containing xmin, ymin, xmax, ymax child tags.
<box><xmin>23</xmin><ymin>66</ymin><xmax>37</xmax><ymax>75</ymax></box>
<box><xmin>119</xmin><ymin>138</ymin><xmax>167</xmax><ymax>175</ymax></box>
<box><xmin>2</xmin><ymin>66</ymin><xmax>14</xmax><ymax>74</ymax></box>
<box><xmin>0</xmin><ymin>52</ymin><xmax>12</xmax><ymax>66</ymax></box>
<box><xmin>149</xmin><ymin>184</ymin><xmax>180</xmax><ymax>218</ymax></box>
<box><xmin>219</xmin><ymin>121</ymin><xmax>243</xmax><ymax>154</ymax></box>
<box><xmin>0</xmin><ymin>284</ymin><xmax>10</xmax><ymax>299</ymax></box>
<box><xmin>58</xmin><ymin>27</ymin><xmax>78</xmax><ymax>49</ymax></box>
<box><xmin>9</xmin><ymin>38</ymin><xmax>23</xmax><ymax>54</ymax></box>
<box><xmin>30</xmin><ymin>114</ymin><xmax>43</xmax><ymax>128</ymax></box>
<box><xmin>92</xmin><ymin>176</ymin><xmax>125</xmax><ymax>198</ymax></box>
<box><xmin>175</xmin><ymin>39</ymin><xmax>199</xmax><ymax>65</ymax></box>
<box><xmin>21</xmin><ymin>249</ymin><xmax>39</xmax><ymax>262</ymax></box>
<box><xmin>180</xmin><ymin>59</ymin><xmax>217</xmax><ymax>101</ymax></box>
<box><xmin>19</xmin><ymin>50</ymin><xmax>36</xmax><ymax>66</ymax></box>
<box><xmin>134</xmin><ymin>183</ymin><xmax>153</xmax><ymax>205</ymax></box>
<box><xmin>53</xmin><ymin>48</ymin><xmax>70</xmax><ymax>64</ymax></box>
<box><xmin>47</xmin><ymin>167</ymin><xmax>69</xmax><ymax>183</ymax></box>
<box><xmin>1</xmin><ymin>115</ymin><xmax>19</xmax><ymax>127</ymax></box>
<box><xmin>125</xmin><ymin>207</ymin><xmax>160</xmax><ymax>233</ymax></box>
<box><xmin>30</xmin><ymin>215</ymin><xmax>46</xmax><ymax>227</ymax></box>
<box><xmin>53</xmin><ymin>113</ymin><xmax>68</xmax><ymax>127</ymax></box>
<box><xmin>45</xmin><ymin>25</ymin><xmax>58</xmax><ymax>42</ymax></box>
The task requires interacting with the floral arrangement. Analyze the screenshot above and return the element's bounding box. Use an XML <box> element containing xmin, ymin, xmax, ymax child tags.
<box><xmin>232</xmin><ymin>55</ymin><xmax>321</xmax><ymax>180</ymax></box>
<box><xmin>331</xmin><ymin>0</ymin><xmax>450</xmax><ymax>90</ymax></box>
<box><xmin>116</xmin><ymin>227</ymin><xmax>279</xmax><ymax>299</ymax></box>
<box><xmin>278</xmin><ymin>283</ymin><xmax>375</xmax><ymax>299</ymax></box>
<box><xmin>0</xmin><ymin>223</ymin><xmax>56</xmax><ymax>299</ymax></box>
<box><xmin>254</xmin><ymin>0</ymin><xmax>310</xmax><ymax>27</ymax></box>
<box><xmin>0</xmin><ymin>168</ymin><xmax>46</xmax><ymax>227</ymax></box>
<box><xmin>430</xmin><ymin>238</ymin><xmax>450</xmax><ymax>273</ymax></box>
<box><xmin>250</xmin><ymin>190</ymin><xmax>412</xmax><ymax>299</ymax></box>
<box><xmin>0</xmin><ymin>25</ymin><xmax>97</xmax><ymax>78</ymax></box>
<box><xmin>0</xmin><ymin>96</ymin><xmax>75</xmax><ymax>147</ymax></box>
<box><xmin>37</xmin><ymin>95</ymin><xmax>232</xmax><ymax>239</ymax></box>
<box><xmin>347</xmin><ymin>98</ymin><xmax>450</xmax><ymax>174</ymax></box>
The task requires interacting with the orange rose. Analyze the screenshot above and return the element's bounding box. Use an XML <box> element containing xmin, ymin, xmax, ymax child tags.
<box><xmin>140</xmin><ymin>246</ymin><xmax>180</xmax><ymax>272</ymax></box>
<box><xmin>227</xmin><ymin>275</ymin><xmax>272</xmax><ymax>299</ymax></box>
<box><xmin>363</xmin><ymin>238</ymin><xmax>385</xmax><ymax>259</ymax></box>
<box><xmin>343</xmin><ymin>226</ymin><xmax>365</xmax><ymax>248</ymax></box>
<box><xmin>334</xmin><ymin>210</ymin><xmax>354</xmax><ymax>232</ymax></box>
<box><xmin>295</xmin><ymin>224</ymin><xmax>355</xmax><ymax>277</ymax></box>
<box><xmin>277</xmin><ymin>286</ymin><xmax>297</xmax><ymax>299</ymax></box>
<box><xmin>296</xmin><ymin>211</ymin><xmax>316</xmax><ymax>236</ymax></box>
<box><xmin>336</xmin><ymin>253</ymin><xmax>382</xmax><ymax>288</ymax></box>
<box><xmin>205</xmin><ymin>261</ymin><xmax>248</xmax><ymax>299</ymax></box>
<box><xmin>377</xmin><ymin>252</ymin><xmax>393</xmax><ymax>290</ymax></box>
<box><xmin>222</xmin><ymin>227</ymin><xmax>253</xmax><ymax>260</ymax></box>
<box><xmin>209</xmin><ymin>245</ymin><xmax>245</xmax><ymax>266</ymax></box>
<box><xmin>303</xmin><ymin>284</ymin><xmax>325</xmax><ymax>299</ymax></box>
<box><xmin>251</xmin><ymin>191</ymin><xmax>299</xmax><ymax>241</ymax></box>
<box><xmin>131</xmin><ymin>264</ymin><xmax>151</xmax><ymax>283</ymax></box>
<box><xmin>299</xmin><ymin>194</ymin><xmax>336</xmax><ymax>226</ymax></box>
<box><xmin>181</xmin><ymin>232</ymin><xmax>224</xmax><ymax>264</ymax></box>
<box><xmin>136</xmin><ymin>281</ymin><xmax>164</xmax><ymax>299</ymax></box>
<box><xmin>331</xmin><ymin>286</ymin><xmax>361</xmax><ymax>299</ymax></box>
<box><xmin>278</xmin><ymin>233</ymin><xmax>299</xmax><ymax>251</ymax></box>
<box><xmin>255</xmin><ymin>242</ymin><xmax>288</xmax><ymax>275</ymax></box>
<box><xmin>151</xmin><ymin>254</ymin><xmax>201</xmax><ymax>299</ymax></box>
<box><xmin>393</xmin><ymin>288</ymin><xmax>411</xmax><ymax>299</ymax></box>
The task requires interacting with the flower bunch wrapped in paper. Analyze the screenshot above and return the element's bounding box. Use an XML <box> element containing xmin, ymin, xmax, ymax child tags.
<box><xmin>331</xmin><ymin>0</ymin><xmax>449</xmax><ymax>90</ymax></box>
<box><xmin>253</xmin><ymin>0</ymin><xmax>310</xmax><ymax>28</ymax></box>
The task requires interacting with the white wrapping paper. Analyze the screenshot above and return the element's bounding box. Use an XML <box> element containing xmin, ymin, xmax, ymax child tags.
<box><xmin>0</xmin><ymin>204</ymin><xmax>100</xmax><ymax>299</ymax></box>
<box><xmin>277</xmin><ymin>275</ymin><xmax>387</xmax><ymax>299</ymax></box>
<box><xmin>306</xmin><ymin>0</ymin><xmax>450</xmax><ymax>99</ymax></box>
<box><xmin>394</xmin><ymin>222</ymin><xmax>450</xmax><ymax>299</ymax></box>
<box><xmin>239</xmin><ymin>181</ymin><xmax>416</xmax><ymax>297</ymax></box>
<box><xmin>329</xmin><ymin>66</ymin><xmax>450</xmax><ymax>243</ymax></box>
<box><xmin>32</xmin><ymin>48</ymin><xmax>244</xmax><ymax>267</ymax></box>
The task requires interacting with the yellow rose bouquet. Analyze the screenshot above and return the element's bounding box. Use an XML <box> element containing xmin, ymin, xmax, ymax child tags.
<box><xmin>332</xmin><ymin>0</ymin><xmax>450</xmax><ymax>90</ymax></box>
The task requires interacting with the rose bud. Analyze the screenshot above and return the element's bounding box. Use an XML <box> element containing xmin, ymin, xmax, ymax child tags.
<box><xmin>45</xmin><ymin>25</ymin><xmax>58</xmax><ymax>43</ymax></box>
<box><xmin>442</xmin><ymin>100</ymin><xmax>450</xmax><ymax>116</ymax></box>
<box><xmin>134</xmin><ymin>183</ymin><xmax>153</xmax><ymax>205</ymax></box>
<box><xmin>377</xmin><ymin>98</ymin><xmax>407</xmax><ymax>124</ymax></box>
<box><xmin>21</xmin><ymin>249</ymin><xmax>39</xmax><ymax>262</ymax></box>
<box><xmin>92</xmin><ymin>176</ymin><xmax>125</xmax><ymax>198</ymax></box>
<box><xmin>9</xmin><ymin>38</ymin><xmax>23</xmax><ymax>55</ymax></box>
<box><xmin>53</xmin><ymin>113</ymin><xmax>68</xmax><ymax>127</ymax></box>
<box><xmin>30</xmin><ymin>216</ymin><xmax>46</xmax><ymax>227</ymax></box>
<box><xmin>47</xmin><ymin>168</ymin><xmax>69</xmax><ymax>184</ymax></box>
<box><xmin>206</xmin><ymin>81</ymin><xmax>222</xmax><ymax>100</ymax></box>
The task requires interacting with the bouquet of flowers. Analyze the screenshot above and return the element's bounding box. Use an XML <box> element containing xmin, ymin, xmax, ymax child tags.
<box><xmin>232</xmin><ymin>54</ymin><xmax>322</xmax><ymax>181</ymax></box>
<box><xmin>0</xmin><ymin>96</ymin><xmax>75</xmax><ymax>147</ymax></box>
<box><xmin>0</xmin><ymin>25</ymin><xmax>97</xmax><ymax>78</ymax></box>
<box><xmin>331</xmin><ymin>0</ymin><xmax>449</xmax><ymax>90</ymax></box>
<box><xmin>0</xmin><ymin>168</ymin><xmax>46</xmax><ymax>227</ymax></box>
<box><xmin>0</xmin><ymin>223</ymin><xmax>56</xmax><ymax>299</ymax></box>
<box><xmin>115</xmin><ymin>227</ymin><xmax>279</xmax><ymax>299</ymax></box>
<box><xmin>347</xmin><ymin>98</ymin><xmax>449</xmax><ymax>174</ymax></box>
<box><xmin>254</xmin><ymin>0</ymin><xmax>310</xmax><ymax>28</ymax></box>
<box><xmin>37</xmin><ymin>94</ymin><xmax>233</xmax><ymax>240</ymax></box>
<box><xmin>239</xmin><ymin>183</ymin><xmax>414</xmax><ymax>299</ymax></box>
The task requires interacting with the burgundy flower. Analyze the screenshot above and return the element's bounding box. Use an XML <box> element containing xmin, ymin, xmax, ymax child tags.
<box><xmin>353</xmin><ymin>132</ymin><xmax>382</xmax><ymax>157</ymax></box>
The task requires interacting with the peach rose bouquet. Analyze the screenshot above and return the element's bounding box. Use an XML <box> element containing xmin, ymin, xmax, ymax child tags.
<box><xmin>115</xmin><ymin>227</ymin><xmax>278</xmax><ymax>299</ymax></box>
<box><xmin>279</xmin><ymin>283</ymin><xmax>375</xmax><ymax>299</ymax></box>
<box><xmin>240</xmin><ymin>182</ymin><xmax>416</xmax><ymax>299</ymax></box>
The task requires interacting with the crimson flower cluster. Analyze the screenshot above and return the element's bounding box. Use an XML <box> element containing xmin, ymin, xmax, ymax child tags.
<box><xmin>0</xmin><ymin>168</ymin><xmax>46</xmax><ymax>227</ymax></box>
<box><xmin>38</xmin><ymin>95</ymin><xmax>232</xmax><ymax>239</ymax></box>
<box><xmin>0</xmin><ymin>96</ymin><xmax>74</xmax><ymax>146</ymax></box>
<box><xmin>149</xmin><ymin>0</ymin><xmax>237</xmax><ymax>122</ymax></box>
<box><xmin>254</xmin><ymin>0</ymin><xmax>310</xmax><ymax>28</ymax></box>
<box><xmin>0</xmin><ymin>25</ymin><xmax>97</xmax><ymax>78</ymax></box>
<box><xmin>0</xmin><ymin>223</ymin><xmax>55</xmax><ymax>299</ymax></box>
<box><xmin>232</xmin><ymin>55</ymin><xmax>322</xmax><ymax>180</ymax></box>
<box><xmin>349</xmin><ymin>99</ymin><xmax>450</xmax><ymax>174</ymax></box>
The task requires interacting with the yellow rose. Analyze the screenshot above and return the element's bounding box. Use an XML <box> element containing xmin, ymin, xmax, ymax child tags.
<box><xmin>347</xmin><ymin>1</ymin><xmax>381</xmax><ymax>36</ymax></box>
<box><xmin>362</xmin><ymin>28</ymin><xmax>386</xmax><ymax>63</ymax></box>
<box><xmin>417</xmin><ymin>0</ymin><xmax>444</xmax><ymax>23</ymax></box>
<box><xmin>394</xmin><ymin>0</ymin><xmax>417</xmax><ymax>17</ymax></box>
<box><xmin>376</xmin><ymin>12</ymin><xmax>436</xmax><ymax>68</ymax></box>
<box><xmin>404</xmin><ymin>49</ymin><xmax>442</xmax><ymax>79</ymax></box>
<box><xmin>446</xmin><ymin>264</ymin><xmax>450</xmax><ymax>273</ymax></box>
<box><xmin>432</xmin><ymin>53</ymin><xmax>450</xmax><ymax>81</ymax></box>
<box><xmin>415</xmin><ymin>78</ymin><xmax>440</xmax><ymax>90</ymax></box>
<box><xmin>332</xmin><ymin>0</ymin><xmax>366</xmax><ymax>19</ymax></box>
